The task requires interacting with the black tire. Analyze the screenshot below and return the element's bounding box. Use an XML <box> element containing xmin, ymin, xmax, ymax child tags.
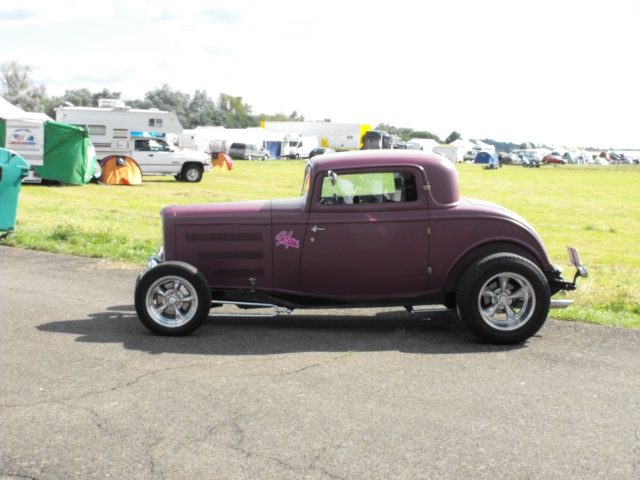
<box><xmin>456</xmin><ymin>253</ymin><xmax>550</xmax><ymax>344</ymax></box>
<box><xmin>181</xmin><ymin>164</ymin><xmax>203</xmax><ymax>183</ymax></box>
<box><xmin>135</xmin><ymin>262</ymin><xmax>212</xmax><ymax>336</ymax></box>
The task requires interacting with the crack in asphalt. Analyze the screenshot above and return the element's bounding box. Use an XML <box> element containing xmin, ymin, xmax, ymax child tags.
<box><xmin>2</xmin><ymin>352</ymin><xmax>349</xmax><ymax>410</ymax></box>
<box><xmin>2</xmin><ymin>353</ymin><xmax>356</xmax><ymax>479</ymax></box>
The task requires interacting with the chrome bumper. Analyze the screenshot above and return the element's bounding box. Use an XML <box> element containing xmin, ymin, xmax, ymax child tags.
<box><xmin>146</xmin><ymin>246</ymin><xmax>164</xmax><ymax>270</ymax></box>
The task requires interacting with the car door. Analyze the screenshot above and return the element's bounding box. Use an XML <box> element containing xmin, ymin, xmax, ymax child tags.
<box><xmin>132</xmin><ymin>138</ymin><xmax>181</xmax><ymax>175</ymax></box>
<box><xmin>299</xmin><ymin>169</ymin><xmax>430</xmax><ymax>297</ymax></box>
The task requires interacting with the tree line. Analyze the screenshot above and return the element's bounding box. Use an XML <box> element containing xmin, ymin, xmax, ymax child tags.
<box><xmin>1</xmin><ymin>60</ymin><xmax>520</xmax><ymax>151</ymax></box>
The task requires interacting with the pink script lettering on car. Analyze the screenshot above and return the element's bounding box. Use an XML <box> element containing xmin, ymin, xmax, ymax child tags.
<box><xmin>275</xmin><ymin>231</ymin><xmax>300</xmax><ymax>249</ymax></box>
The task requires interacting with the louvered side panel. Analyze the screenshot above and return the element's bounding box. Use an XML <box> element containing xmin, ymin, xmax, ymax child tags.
<box><xmin>175</xmin><ymin>225</ymin><xmax>273</xmax><ymax>290</ymax></box>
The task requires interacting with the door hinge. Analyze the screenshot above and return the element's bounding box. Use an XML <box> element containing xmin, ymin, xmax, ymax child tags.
<box><xmin>426</xmin><ymin>227</ymin><xmax>431</xmax><ymax>235</ymax></box>
<box><xmin>422</xmin><ymin>184</ymin><xmax>431</xmax><ymax>192</ymax></box>
<box><xmin>426</xmin><ymin>266</ymin><xmax>432</xmax><ymax>275</ymax></box>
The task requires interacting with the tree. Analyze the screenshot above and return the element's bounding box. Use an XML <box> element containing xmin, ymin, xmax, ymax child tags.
<box><xmin>445</xmin><ymin>131</ymin><xmax>461</xmax><ymax>144</ymax></box>
<box><xmin>217</xmin><ymin>93</ymin><xmax>252</xmax><ymax>115</ymax></box>
<box><xmin>185</xmin><ymin>90</ymin><xmax>224</xmax><ymax>128</ymax></box>
<box><xmin>411</xmin><ymin>130</ymin><xmax>442</xmax><ymax>143</ymax></box>
<box><xmin>60</xmin><ymin>88</ymin><xmax>94</xmax><ymax>107</ymax></box>
<box><xmin>92</xmin><ymin>89</ymin><xmax>121</xmax><ymax>106</ymax></box>
<box><xmin>136</xmin><ymin>84</ymin><xmax>191</xmax><ymax>127</ymax></box>
<box><xmin>0</xmin><ymin>60</ymin><xmax>47</xmax><ymax>112</ymax></box>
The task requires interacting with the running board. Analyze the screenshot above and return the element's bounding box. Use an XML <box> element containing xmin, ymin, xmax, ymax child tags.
<box><xmin>405</xmin><ymin>306</ymin><xmax>456</xmax><ymax>314</ymax></box>
<box><xmin>210</xmin><ymin>300</ymin><xmax>293</xmax><ymax>317</ymax></box>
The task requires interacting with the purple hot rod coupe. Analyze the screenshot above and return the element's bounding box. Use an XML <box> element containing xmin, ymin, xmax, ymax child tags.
<box><xmin>135</xmin><ymin>150</ymin><xmax>587</xmax><ymax>344</ymax></box>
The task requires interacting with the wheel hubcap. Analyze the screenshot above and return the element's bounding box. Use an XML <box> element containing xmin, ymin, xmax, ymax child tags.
<box><xmin>146</xmin><ymin>276</ymin><xmax>198</xmax><ymax>328</ymax></box>
<box><xmin>478</xmin><ymin>272</ymin><xmax>535</xmax><ymax>331</ymax></box>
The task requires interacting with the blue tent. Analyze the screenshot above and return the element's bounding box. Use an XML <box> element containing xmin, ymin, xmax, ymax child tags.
<box><xmin>474</xmin><ymin>151</ymin><xmax>499</xmax><ymax>165</ymax></box>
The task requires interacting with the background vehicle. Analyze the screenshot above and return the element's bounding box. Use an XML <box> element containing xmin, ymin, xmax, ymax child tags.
<box><xmin>282</xmin><ymin>136</ymin><xmax>319</xmax><ymax>159</ymax></box>
<box><xmin>308</xmin><ymin>147</ymin><xmax>336</xmax><ymax>159</ymax></box>
<box><xmin>361</xmin><ymin>130</ymin><xmax>402</xmax><ymax>150</ymax></box>
<box><xmin>543</xmin><ymin>154</ymin><xmax>567</xmax><ymax>165</ymax></box>
<box><xmin>56</xmin><ymin>100</ymin><xmax>211</xmax><ymax>182</ymax></box>
<box><xmin>503</xmin><ymin>152</ymin><xmax>521</xmax><ymax>164</ymax></box>
<box><xmin>1</xmin><ymin>118</ymin><xmax>97</xmax><ymax>184</ymax></box>
<box><xmin>464</xmin><ymin>145</ymin><xmax>483</xmax><ymax>162</ymax></box>
<box><xmin>228</xmin><ymin>142</ymin><xmax>269</xmax><ymax>160</ymax></box>
<box><xmin>262</xmin><ymin>121</ymin><xmax>371</xmax><ymax>151</ymax></box>
<box><xmin>135</xmin><ymin>150</ymin><xmax>587</xmax><ymax>345</ymax></box>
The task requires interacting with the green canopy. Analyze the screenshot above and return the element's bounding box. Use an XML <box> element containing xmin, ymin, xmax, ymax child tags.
<box><xmin>33</xmin><ymin>121</ymin><xmax>98</xmax><ymax>185</ymax></box>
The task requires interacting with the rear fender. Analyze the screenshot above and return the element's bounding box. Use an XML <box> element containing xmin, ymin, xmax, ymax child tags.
<box><xmin>442</xmin><ymin>241</ymin><xmax>545</xmax><ymax>294</ymax></box>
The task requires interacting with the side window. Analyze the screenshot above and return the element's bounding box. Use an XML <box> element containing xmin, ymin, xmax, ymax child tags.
<box><xmin>320</xmin><ymin>171</ymin><xmax>417</xmax><ymax>205</ymax></box>
<box><xmin>135</xmin><ymin>139</ymin><xmax>150</xmax><ymax>151</ymax></box>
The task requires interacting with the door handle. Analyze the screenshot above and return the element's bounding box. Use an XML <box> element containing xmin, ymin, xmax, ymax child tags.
<box><xmin>311</xmin><ymin>226</ymin><xmax>325</xmax><ymax>233</ymax></box>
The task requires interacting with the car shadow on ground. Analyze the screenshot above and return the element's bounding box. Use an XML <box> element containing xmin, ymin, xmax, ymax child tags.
<box><xmin>36</xmin><ymin>304</ymin><xmax>531</xmax><ymax>355</ymax></box>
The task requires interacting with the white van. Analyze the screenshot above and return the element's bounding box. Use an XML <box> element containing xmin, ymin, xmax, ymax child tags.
<box><xmin>282</xmin><ymin>136</ymin><xmax>319</xmax><ymax>159</ymax></box>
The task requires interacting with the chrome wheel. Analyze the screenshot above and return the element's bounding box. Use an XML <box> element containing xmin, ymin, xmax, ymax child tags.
<box><xmin>457</xmin><ymin>253</ymin><xmax>550</xmax><ymax>344</ymax></box>
<box><xmin>146</xmin><ymin>275</ymin><xmax>199</xmax><ymax>328</ymax></box>
<box><xmin>477</xmin><ymin>272</ymin><xmax>535</xmax><ymax>331</ymax></box>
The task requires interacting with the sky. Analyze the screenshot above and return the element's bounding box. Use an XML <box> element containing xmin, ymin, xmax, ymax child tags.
<box><xmin>1</xmin><ymin>0</ymin><xmax>638</xmax><ymax>149</ymax></box>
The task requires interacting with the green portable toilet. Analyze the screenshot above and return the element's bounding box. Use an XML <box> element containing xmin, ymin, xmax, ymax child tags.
<box><xmin>0</xmin><ymin>148</ymin><xmax>29</xmax><ymax>238</ymax></box>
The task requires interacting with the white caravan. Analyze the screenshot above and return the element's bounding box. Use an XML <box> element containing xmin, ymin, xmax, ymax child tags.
<box><xmin>282</xmin><ymin>135</ymin><xmax>319</xmax><ymax>159</ymax></box>
<box><xmin>56</xmin><ymin>99</ymin><xmax>211</xmax><ymax>182</ymax></box>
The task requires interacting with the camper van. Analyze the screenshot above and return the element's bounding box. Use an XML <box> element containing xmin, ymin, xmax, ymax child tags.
<box><xmin>282</xmin><ymin>136</ymin><xmax>319</xmax><ymax>159</ymax></box>
<box><xmin>56</xmin><ymin>100</ymin><xmax>211</xmax><ymax>182</ymax></box>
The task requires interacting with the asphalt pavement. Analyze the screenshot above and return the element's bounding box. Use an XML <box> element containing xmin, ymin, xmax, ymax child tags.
<box><xmin>1</xmin><ymin>245</ymin><xmax>639</xmax><ymax>480</ymax></box>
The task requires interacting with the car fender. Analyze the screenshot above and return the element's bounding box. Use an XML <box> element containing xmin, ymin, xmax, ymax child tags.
<box><xmin>440</xmin><ymin>240</ymin><xmax>548</xmax><ymax>294</ymax></box>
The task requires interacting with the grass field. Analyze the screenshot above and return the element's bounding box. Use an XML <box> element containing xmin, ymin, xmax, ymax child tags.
<box><xmin>3</xmin><ymin>160</ymin><xmax>639</xmax><ymax>330</ymax></box>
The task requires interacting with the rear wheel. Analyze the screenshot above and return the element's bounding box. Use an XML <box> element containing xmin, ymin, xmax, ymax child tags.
<box><xmin>457</xmin><ymin>254</ymin><xmax>550</xmax><ymax>344</ymax></box>
<box><xmin>135</xmin><ymin>262</ymin><xmax>211</xmax><ymax>335</ymax></box>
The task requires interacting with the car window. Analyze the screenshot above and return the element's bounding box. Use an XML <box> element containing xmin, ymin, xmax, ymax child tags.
<box><xmin>320</xmin><ymin>171</ymin><xmax>417</xmax><ymax>205</ymax></box>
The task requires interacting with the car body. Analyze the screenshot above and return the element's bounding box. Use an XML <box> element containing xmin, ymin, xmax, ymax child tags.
<box><xmin>463</xmin><ymin>146</ymin><xmax>482</xmax><ymax>162</ymax></box>
<box><xmin>135</xmin><ymin>150</ymin><xmax>587</xmax><ymax>344</ymax></box>
<box><xmin>308</xmin><ymin>147</ymin><xmax>336</xmax><ymax>159</ymax></box>
<box><xmin>543</xmin><ymin>155</ymin><xmax>567</xmax><ymax>165</ymax></box>
<box><xmin>499</xmin><ymin>152</ymin><xmax>520</xmax><ymax>165</ymax></box>
<box><xmin>228</xmin><ymin>142</ymin><xmax>269</xmax><ymax>160</ymax></box>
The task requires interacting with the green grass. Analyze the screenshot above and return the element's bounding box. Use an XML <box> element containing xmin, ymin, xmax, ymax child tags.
<box><xmin>3</xmin><ymin>160</ymin><xmax>639</xmax><ymax>330</ymax></box>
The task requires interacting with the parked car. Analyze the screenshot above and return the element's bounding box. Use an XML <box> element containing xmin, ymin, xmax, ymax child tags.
<box><xmin>499</xmin><ymin>152</ymin><xmax>519</xmax><ymax>165</ymax></box>
<box><xmin>308</xmin><ymin>147</ymin><xmax>336</xmax><ymax>159</ymax></box>
<box><xmin>543</xmin><ymin>154</ymin><xmax>567</xmax><ymax>165</ymax></box>
<box><xmin>228</xmin><ymin>143</ymin><xmax>269</xmax><ymax>160</ymax></box>
<box><xmin>463</xmin><ymin>146</ymin><xmax>482</xmax><ymax>162</ymax></box>
<box><xmin>135</xmin><ymin>150</ymin><xmax>587</xmax><ymax>345</ymax></box>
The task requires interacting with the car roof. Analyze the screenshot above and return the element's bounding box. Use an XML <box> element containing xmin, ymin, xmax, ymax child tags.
<box><xmin>309</xmin><ymin>150</ymin><xmax>460</xmax><ymax>205</ymax></box>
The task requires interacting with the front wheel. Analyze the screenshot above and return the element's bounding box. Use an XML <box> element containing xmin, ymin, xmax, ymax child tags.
<box><xmin>135</xmin><ymin>262</ymin><xmax>212</xmax><ymax>335</ymax></box>
<box><xmin>457</xmin><ymin>254</ymin><xmax>550</xmax><ymax>344</ymax></box>
<box><xmin>181</xmin><ymin>164</ymin><xmax>203</xmax><ymax>183</ymax></box>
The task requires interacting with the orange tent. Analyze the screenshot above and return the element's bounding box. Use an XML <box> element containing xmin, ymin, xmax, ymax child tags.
<box><xmin>212</xmin><ymin>152</ymin><xmax>233</xmax><ymax>171</ymax></box>
<box><xmin>98</xmin><ymin>155</ymin><xmax>143</xmax><ymax>185</ymax></box>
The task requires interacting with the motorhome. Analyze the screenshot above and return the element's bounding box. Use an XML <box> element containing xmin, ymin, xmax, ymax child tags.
<box><xmin>56</xmin><ymin>100</ymin><xmax>211</xmax><ymax>182</ymax></box>
<box><xmin>282</xmin><ymin>136</ymin><xmax>319</xmax><ymax>159</ymax></box>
